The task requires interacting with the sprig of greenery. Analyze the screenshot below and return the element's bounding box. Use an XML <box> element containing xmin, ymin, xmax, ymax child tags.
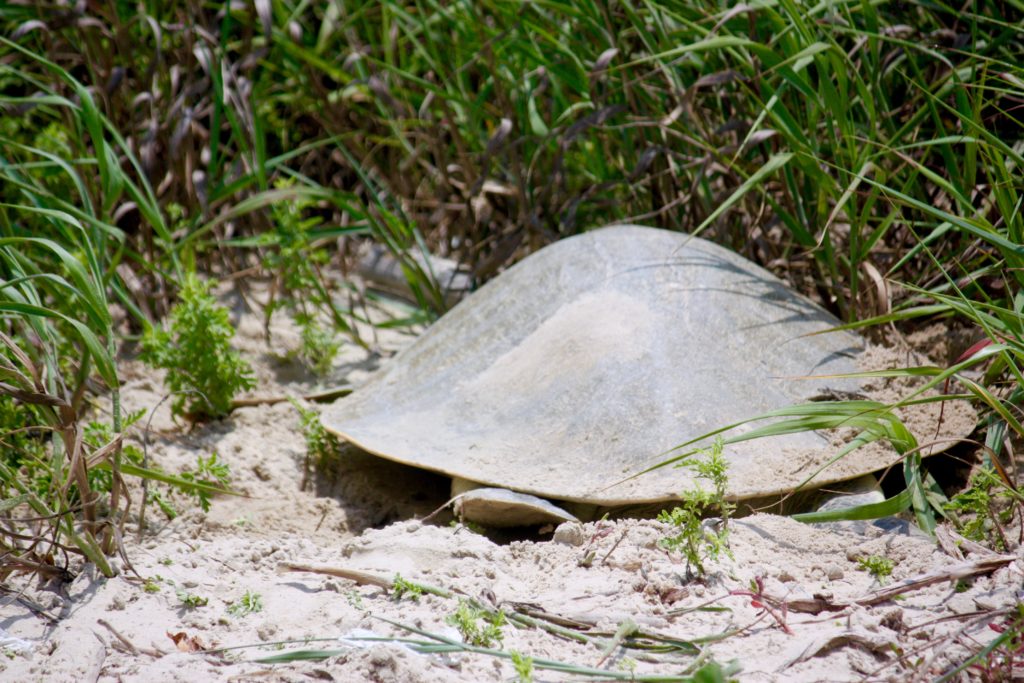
<box><xmin>511</xmin><ymin>650</ymin><xmax>534</xmax><ymax>682</ymax></box>
<box><xmin>856</xmin><ymin>555</ymin><xmax>895</xmax><ymax>584</ymax></box>
<box><xmin>391</xmin><ymin>574</ymin><xmax>425</xmax><ymax>602</ymax></box>
<box><xmin>446</xmin><ymin>599</ymin><xmax>506</xmax><ymax>648</ymax></box>
<box><xmin>176</xmin><ymin>589</ymin><xmax>209</xmax><ymax>609</ymax></box>
<box><xmin>944</xmin><ymin>467</ymin><xmax>1022</xmax><ymax>551</ymax></box>
<box><xmin>141</xmin><ymin>274</ymin><xmax>255</xmax><ymax>420</ymax></box>
<box><xmin>659</xmin><ymin>438</ymin><xmax>735</xmax><ymax>577</ymax></box>
<box><xmin>289</xmin><ymin>399</ymin><xmax>341</xmax><ymax>482</ymax></box>
<box><xmin>178</xmin><ymin>452</ymin><xmax>232</xmax><ymax>513</ymax></box>
<box><xmin>228</xmin><ymin>590</ymin><xmax>264</xmax><ymax>616</ymax></box>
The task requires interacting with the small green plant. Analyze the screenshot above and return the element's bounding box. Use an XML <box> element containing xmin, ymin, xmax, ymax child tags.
<box><xmin>179</xmin><ymin>452</ymin><xmax>231</xmax><ymax>513</ymax></box>
<box><xmin>295</xmin><ymin>316</ymin><xmax>341</xmax><ymax>377</ymax></box>
<box><xmin>176</xmin><ymin>589</ymin><xmax>209</xmax><ymax>609</ymax></box>
<box><xmin>140</xmin><ymin>452</ymin><xmax>232</xmax><ymax>520</ymax></box>
<box><xmin>290</xmin><ymin>399</ymin><xmax>341</xmax><ymax>480</ymax></box>
<box><xmin>445</xmin><ymin>600</ymin><xmax>506</xmax><ymax>648</ymax></box>
<box><xmin>857</xmin><ymin>555</ymin><xmax>895</xmax><ymax>583</ymax></box>
<box><xmin>391</xmin><ymin>574</ymin><xmax>424</xmax><ymax>602</ymax></box>
<box><xmin>658</xmin><ymin>437</ymin><xmax>735</xmax><ymax>577</ymax></box>
<box><xmin>146</xmin><ymin>489</ymin><xmax>178</xmax><ymax>520</ymax></box>
<box><xmin>143</xmin><ymin>577</ymin><xmax>162</xmax><ymax>593</ymax></box>
<box><xmin>262</xmin><ymin>177</ymin><xmax>354</xmax><ymax>373</ymax></box>
<box><xmin>449</xmin><ymin>519</ymin><xmax>486</xmax><ymax>535</ymax></box>
<box><xmin>228</xmin><ymin>590</ymin><xmax>263</xmax><ymax>616</ymax></box>
<box><xmin>141</xmin><ymin>273</ymin><xmax>256</xmax><ymax>420</ymax></box>
<box><xmin>944</xmin><ymin>467</ymin><xmax>1020</xmax><ymax>551</ymax></box>
<box><xmin>346</xmin><ymin>590</ymin><xmax>365</xmax><ymax>610</ymax></box>
<box><xmin>511</xmin><ymin>650</ymin><xmax>534</xmax><ymax>682</ymax></box>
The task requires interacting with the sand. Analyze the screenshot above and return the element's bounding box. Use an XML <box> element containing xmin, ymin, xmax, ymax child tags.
<box><xmin>0</xmin><ymin>288</ymin><xmax>1017</xmax><ymax>683</ymax></box>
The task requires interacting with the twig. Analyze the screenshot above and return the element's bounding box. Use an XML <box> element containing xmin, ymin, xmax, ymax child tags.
<box><xmin>365</xmin><ymin>616</ymin><xmax>711</xmax><ymax>682</ymax></box>
<box><xmin>276</xmin><ymin>562</ymin><xmax>452</xmax><ymax>598</ymax></box>
<box><xmin>98</xmin><ymin>617</ymin><xmax>139</xmax><ymax>655</ymax></box>
<box><xmin>752</xmin><ymin>554</ymin><xmax>1017</xmax><ymax>615</ymax></box>
<box><xmin>97</xmin><ymin>617</ymin><xmax>165</xmax><ymax>657</ymax></box>
<box><xmin>504</xmin><ymin>609</ymin><xmax>594</xmax><ymax>645</ymax></box>
<box><xmin>84</xmin><ymin>632</ymin><xmax>106</xmax><ymax>683</ymax></box>
<box><xmin>600</xmin><ymin>530</ymin><xmax>629</xmax><ymax>565</ymax></box>
<box><xmin>278</xmin><ymin>562</ymin><xmax>696</xmax><ymax>661</ymax></box>
<box><xmin>0</xmin><ymin>582</ymin><xmax>58</xmax><ymax>623</ymax></box>
<box><xmin>230</xmin><ymin>385</ymin><xmax>355</xmax><ymax>409</ymax></box>
<box><xmin>854</xmin><ymin>555</ymin><xmax>1016</xmax><ymax>607</ymax></box>
<box><xmin>865</xmin><ymin>608</ymin><xmax>1009</xmax><ymax>682</ymax></box>
<box><xmin>729</xmin><ymin>576</ymin><xmax>792</xmax><ymax>634</ymax></box>
<box><xmin>502</xmin><ymin>601</ymin><xmax>596</xmax><ymax>629</ymax></box>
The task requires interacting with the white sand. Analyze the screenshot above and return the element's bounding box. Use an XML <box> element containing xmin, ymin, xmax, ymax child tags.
<box><xmin>1</xmin><ymin>289</ymin><xmax>1017</xmax><ymax>682</ymax></box>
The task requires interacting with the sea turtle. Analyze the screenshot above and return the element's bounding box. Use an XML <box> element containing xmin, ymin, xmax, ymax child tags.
<box><xmin>324</xmin><ymin>225</ymin><xmax>967</xmax><ymax>527</ymax></box>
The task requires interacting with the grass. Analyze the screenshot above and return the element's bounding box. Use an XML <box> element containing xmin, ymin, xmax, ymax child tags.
<box><xmin>0</xmin><ymin>0</ymin><xmax>1019</xmax><ymax>591</ymax></box>
<box><xmin>253</xmin><ymin>569</ymin><xmax>730</xmax><ymax>680</ymax></box>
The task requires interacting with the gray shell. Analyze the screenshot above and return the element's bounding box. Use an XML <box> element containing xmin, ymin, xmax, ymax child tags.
<box><xmin>324</xmin><ymin>225</ymin><xmax>878</xmax><ymax>506</ymax></box>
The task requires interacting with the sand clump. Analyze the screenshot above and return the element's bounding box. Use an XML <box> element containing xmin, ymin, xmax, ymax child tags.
<box><xmin>0</xmin><ymin>291</ymin><xmax>1018</xmax><ymax>682</ymax></box>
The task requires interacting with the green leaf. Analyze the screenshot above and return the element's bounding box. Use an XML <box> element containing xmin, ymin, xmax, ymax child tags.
<box><xmin>792</xmin><ymin>488</ymin><xmax>912</xmax><ymax>523</ymax></box>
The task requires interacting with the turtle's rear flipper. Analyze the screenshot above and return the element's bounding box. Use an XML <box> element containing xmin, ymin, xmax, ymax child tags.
<box><xmin>453</xmin><ymin>487</ymin><xmax>580</xmax><ymax>528</ymax></box>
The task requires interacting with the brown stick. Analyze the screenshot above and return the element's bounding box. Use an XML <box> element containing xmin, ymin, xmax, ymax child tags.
<box><xmin>853</xmin><ymin>555</ymin><xmax>1016</xmax><ymax>607</ymax></box>
<box><xmin>276</xmin><ymin>562</ymin><xmax>393</xmax><ymax>590</ymax></box>
<box><xmin>230</xmin><ymin>385</ymin><xmax>355</xmax><ymax>409</ymax></box>
<box><xmin>767</xmin><ymin>554</ymin><xmax>1017</xmax><ymax>615</ymax></box>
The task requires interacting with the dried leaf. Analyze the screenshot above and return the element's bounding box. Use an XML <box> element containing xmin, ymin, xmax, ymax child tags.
<box><xmin>694</xmin><ymin>70</ymin><xmax>741</xmax><ymax>88</ymax></box>
<box><xmin>12</xmin><ymin>20</ymin><xmax>48</xmax><ymax>39</ymax></box>
<box><xmin>484</xmin><ymin>118</ymin><xmax>513</xmax><ymax>157</ymax></box>
<box><xmin>167</xmin><ymin>631</ymin><xmax>206</xmax><ymax>652</ymax></box>
<box><xmin>591</xmin><ymin>47</ymin><xmax>619</xmax><ymax>74</ymax></box>
<box><xmin>744</xmin><ymin>129</ymin><xmax>778</xmax><ymax>147</ymax></box>
<box><xmin>254</xmin><ymin>0</ymin><xmax>272</xmax><ymax>37</ymax></box>
<box><xmin>563</xmin><ymin>104</ymin><xmax>626</xmax><ymax>144</ymax></box>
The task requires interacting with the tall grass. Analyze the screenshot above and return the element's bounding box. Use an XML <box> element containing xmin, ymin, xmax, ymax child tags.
<box><xmin>263</xmin><ymin>1</ymin><xmax>1021</xmax><ymax>316</ymax></box>
<box><xmin>0</xmin><ymin>35</ymin><xmax>228</xmax><ymax>577</ymax></box>
<box><xmin>0</xmin><ymin>38</ymin><xmax>138</xmax><ymax>576</ymax></box>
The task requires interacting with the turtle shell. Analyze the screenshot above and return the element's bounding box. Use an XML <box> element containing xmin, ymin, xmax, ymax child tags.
<box><xmin>324</xmin><ymin>225</ymin><xmax>891</xmax><ymax>505</ymax></box>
